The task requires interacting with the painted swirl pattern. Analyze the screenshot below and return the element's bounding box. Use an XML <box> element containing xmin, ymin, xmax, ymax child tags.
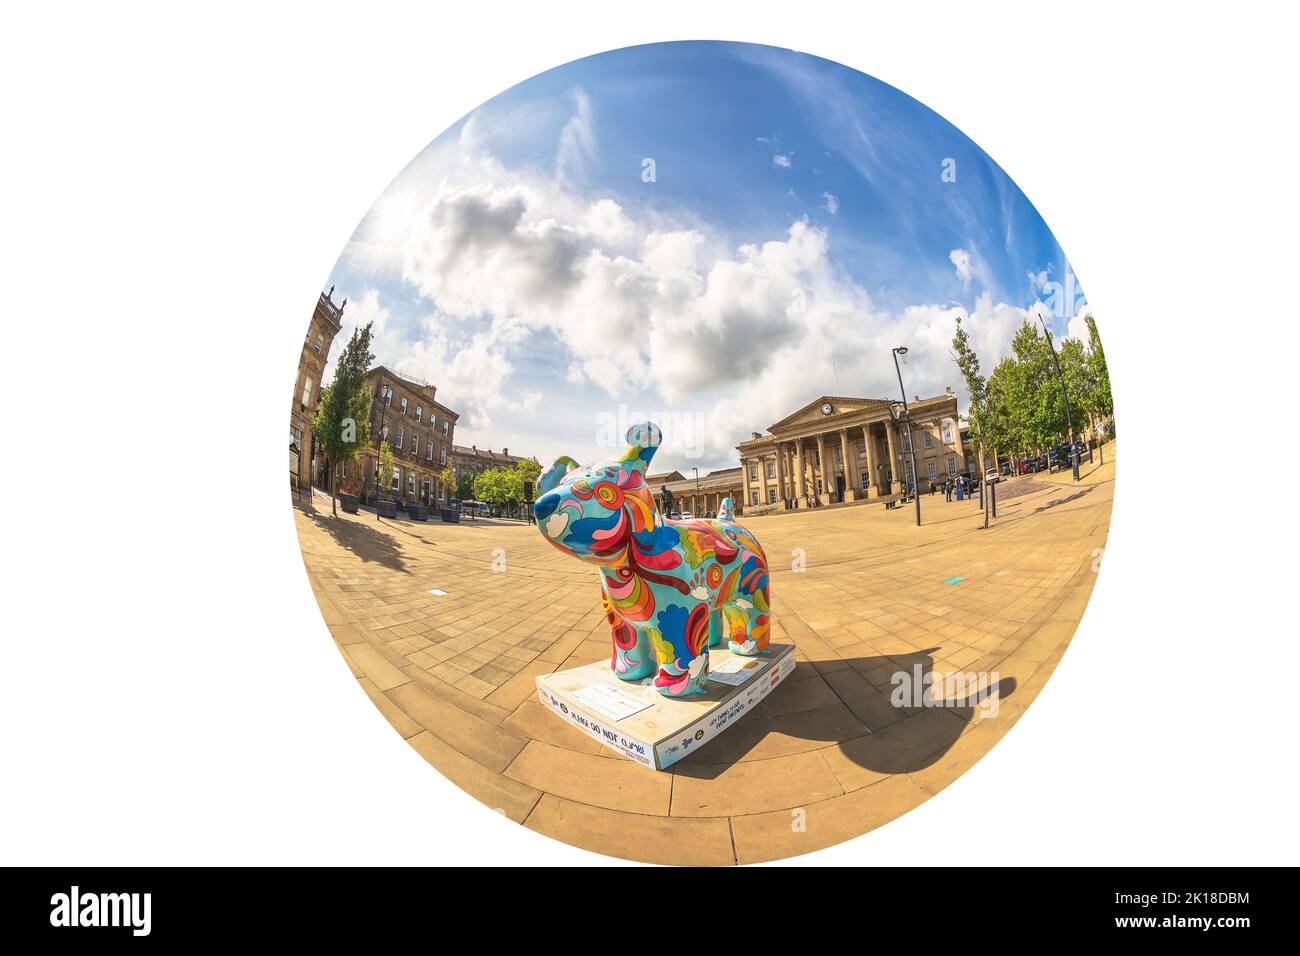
<box><xmin>534</xmin><ymin>422</ymin><xmax>772</xmax><ymax>697</ymax></box>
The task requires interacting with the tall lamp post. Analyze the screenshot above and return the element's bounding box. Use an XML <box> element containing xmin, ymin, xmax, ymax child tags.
<box><xmin>1036</xmin><ymin>314</ymin><xmax>1080</xmax><ymax>481</ymax></box>
<box><xmin>372</xmin><ymin>374</ymin><xmax>388</xmax><ymax>518</ymax></box>
<box><xmin>692</xmin><ymin>467</ymin><xmax>700</xmax><ymax>516</ymax></box>
<box><xmin>891</xmin><ymin>346</ymin><xmax>922</xmax><ymax>527</ymax></box>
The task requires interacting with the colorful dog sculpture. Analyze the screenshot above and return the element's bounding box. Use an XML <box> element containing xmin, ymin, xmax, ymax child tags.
<box><xmin>534</xmin><ymin>423</ymin><xmax>771</xmax><ymax>697</ymax></box>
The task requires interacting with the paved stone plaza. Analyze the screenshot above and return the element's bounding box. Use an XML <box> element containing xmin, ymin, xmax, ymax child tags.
<box><xmin>296</xmin><ymin>449</ymin><xmax>1115</xmax><ymax>864</ymax></box>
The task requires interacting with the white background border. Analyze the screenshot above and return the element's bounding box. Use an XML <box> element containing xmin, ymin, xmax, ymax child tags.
<box><xmin>2</xmin><ymin>1</ymin><xmax>1296</xmax><ymax>865</ymax></box>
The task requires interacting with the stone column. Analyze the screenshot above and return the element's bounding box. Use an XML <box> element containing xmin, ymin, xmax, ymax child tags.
<box><xmin>865</xmin><ymin>422</ymin><xmax>882</xmax><ymax>498</ymax></box>
<box><xmin>793</xmin><ymin>439</ymin><xmax>806</xmax><ymax>507</ymax></box>
<box><xmin>846</xmin><ymin>428</ymin><xmax>860</xmax><ymax>496</ymax></box>
<box><xmin>886</xmin><ymin>423</ymin><xmax>903</xmax><ymax>495</ymax></box>
<box><xmin>774</xmin><ymin>443</ymin><xmax>787</xmax><ymax>510</ymax></box>
<box><xmin>838</xmin><ymin>429</ymin><xmax>857</xmax><ymax>503</ymax></box>
<box><xmin>815</xmin><ymin>433</ymin><xmax>830</xmax><ymax>505</ymax></box>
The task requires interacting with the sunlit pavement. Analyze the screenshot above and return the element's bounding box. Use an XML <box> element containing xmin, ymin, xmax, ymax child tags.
<box><xmin>295</xmin><ymin>447</ymin><xmax>1114</xmax><ymax>864</ymax></box>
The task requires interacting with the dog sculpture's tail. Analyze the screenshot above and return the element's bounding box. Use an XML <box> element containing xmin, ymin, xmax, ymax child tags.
<box><xmin>717</xmin><ymin>497</ymin><xmax>736</xmax><ymax>522</ymax></box>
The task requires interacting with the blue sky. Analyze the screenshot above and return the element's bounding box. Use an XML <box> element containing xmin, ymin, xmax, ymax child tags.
<box><xmin>323</xmin><ymin>40</ymin><xmax>1090</xmax><ymax>473</ymax></box>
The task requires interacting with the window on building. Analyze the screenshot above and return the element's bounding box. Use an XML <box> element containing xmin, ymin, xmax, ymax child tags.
<box><xmin>947</xmin><ymin>456</ymin><xmax>957</xmax><ymax>475</ymax></box>
<box><xmin>392</xmin><ymin>467</ymin><xmax>401</xmax><ymax>491</ymax></box>
<box><xmin>767</xmin><ymin>488</ymin><xmax>776</xmax><ymax>504</ymax></box>
<box><xmin>857</xmin><ymin>440</ymin><xmax>866</xmax><ymax>457</ymax></box>
<box><xmin>751</xmin><ymin>491</ymin><xmax>759</xmax><ymax>506</ymax></box>
<box><xmin>395</xmin><ymin>427</ymin><xmax>404</xmax><ymax>449</ymax></box>
<box><xmin>439</xmin><ymin>447</ymin><xmax>447</xmax><ymax>467</ymax></box>
<box><xmin>835</xmin><ymin>448</ymin><xmax>842</xmax><ymax>465</ymax></box>
<box><xmin>408</xmin><ymin>474</ymin><xmax>416</xmax><ymax>494</ymax></box>
<box><xmin>816</xmin><ymin>480</ymin><xmax>823</xmax><ymax>494</ymax></box>
<box><xmin>381</xmin><ymin>423</ymin><xmax>388</xmax><ymax>440</ymax></box>
<box><xmin>399</xmin><ymin>397</ymin><xmax>408</xmax><ymax>415</ymax></box>
<box><xmin>442</xmin><ymin>420</ymin><xmax>449</xmax><ymax>435</ymax></box>
<box><xmin>301</xmin><ymin>380</ymin><xmax>311</xmax><ymax>408</ymax></box>
<box><xmin>927</xmin><ymin>460</ymin><xmax>937</xmax><ymax>481</ymax></box>
<box><xmin>860</xmin><ymin>472</ymin><xmax>869</xmax><ymax>490</ymax></box>
<box><xmin>426</xmin><ymin>441</ymin><xmax>434</xmax><ymax>461</ymax></box>
<box><xmin>314</xmin><ymin>333</ymin><xmax>323</xmax><ymax>354</ymax></box>
<box><xmin>411</xmin><ymin>435</ymin><xmax>419</xmax><ymax>456</ymax></box>
<box><xmin>765</xmin><ymin>461</ymin><xmax>775</xmax><ymax>479</ymax></box>
<box><xmin>749</xmin><ymin>465</ymin><xmax>757</xmax><ymax>481</ymax></box>
<box><xmin>901</xmin><ymin>429</ymin><xmax>912</xmax><ymax>452</ymax></box>
<box><xmin>923</xmin><ymin>431</ymin><xmax>934</xmax><ymax>449</ymax></box>
<box><xmin>415</xmin><ymin>406</ymin><xmax>422</xmax><ymax>422</ymax></box>
<box><xmin>382</xmin><ymin>386</ymin><xmax>392</xmax><ymax>405</ymax></box>
<box><xmin>942</xmin><ymin>422</ymin><xmax>954</xmax><ymax>444</ymax></box>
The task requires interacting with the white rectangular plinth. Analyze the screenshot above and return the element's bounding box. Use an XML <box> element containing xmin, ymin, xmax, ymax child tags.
<box><xmin>535</xmin><ymin>642</ymin><xmax>797</xmax><ymax>770</ymax></box>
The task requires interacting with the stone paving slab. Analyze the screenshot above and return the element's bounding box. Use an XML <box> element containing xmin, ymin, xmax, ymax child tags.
<box><xmin>294</xmin><ymin>454</ymin><xmax>1114</xmax><ymax>865</ymax></box>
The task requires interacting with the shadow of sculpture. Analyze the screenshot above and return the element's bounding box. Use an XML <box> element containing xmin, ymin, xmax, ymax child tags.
<box><xmin>672</xmin><ymin>647</ymin><xmax>1016</xmax><ymax>779</ymax></box>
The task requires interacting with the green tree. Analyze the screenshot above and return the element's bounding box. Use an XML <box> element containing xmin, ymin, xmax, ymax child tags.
<box><xmin>951</xmin><ymin>315</ymin><xmax>994</xmax><ymax>526</ymax></box>
<box><xmin>988</xmin><ymin>356</ymin><xmax>1031</xmax><ymax>469</ymax></box>
<box><xmin>1009</xmin><ymin>319</ymin><xmax>1072</xmax><ymax>459</ymax></box>
<box><xmin>515</xmin><ymin>458</ymin><xmax>542</xmax><ymax>499</ymax></box>
<box><xmin>377</xmin><ymin>441</ymin><xmax>396</xmax><ymax>507</ymax></box>
<box><xmin>473</xmin><ymin>467</ymin><xmax>516</xmax><ymax>512</ymax></box>
<box><xmin>1085</xmin><ymin>313</ymin><xmax>1113</xmax><ymax>428</ymax></box>
<box><xmin>456</xmin><ymin>471</ymin><xmax>476</xmax><ymax>500</ymax></box>
<box><xmin>439</xmin><ymin>466</ymin><xmax>456</xmax><ymax>502</ymax></box>
<box><xmin>311</xmin><ymin>321</ymin><xmax>375</xmax><ymax>515</ymax></box>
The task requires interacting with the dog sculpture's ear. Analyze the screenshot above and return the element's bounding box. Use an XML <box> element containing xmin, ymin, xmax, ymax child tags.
<box><xmin>619</xmin><ymin>422</ymin><xmax>662</xmax><ymax>473</ymax></box>
<box><xmin>537</xmin><ymin>455</ymin><xmax>579</xmax><ymax>495</ymax></box>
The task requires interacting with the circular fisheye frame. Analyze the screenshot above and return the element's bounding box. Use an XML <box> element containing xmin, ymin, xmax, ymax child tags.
<box><xmin>289</xmin><ymin>40</ymin><xmax>1114</xmax><ymax>865</ymax></box>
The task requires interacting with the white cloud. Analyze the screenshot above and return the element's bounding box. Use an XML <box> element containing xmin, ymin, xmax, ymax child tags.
<box><xmin>950</xmin><ymin>248</ymin><xmax>974</xmax><ymax>286</ymax></box>
<box><xmin>555</xmin><ymin>87</ymin><xmax>595</xmax><ymax>191</ymax></box>
<box><xmin>822</xmin><ymin>192</ymin><xmax>839</xmax><ymax>215</ymax></box>
<box><xmin>329</xmin><ymin>107</ymin><xmax>1052</xmax><ymax>468</ymax></box>
<box><xmin>772</xmin><ymin>153</ymin><xmax>792</xmax><ymax>168</ymax></box>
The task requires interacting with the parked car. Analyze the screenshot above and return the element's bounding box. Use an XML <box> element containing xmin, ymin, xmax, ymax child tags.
<box><xmin>680</xmin><ymin>511</ymin><xmax>695</xmax><ymax>520</ymax></box>
<box><xmin>985</xmin><ymin>468</ymin><xmax>1001</xmax><ymax>484</ymax></box>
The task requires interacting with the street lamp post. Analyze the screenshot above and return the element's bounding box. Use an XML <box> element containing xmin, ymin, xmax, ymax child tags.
<box><xmin>891</xmin><ymin>347</ymin><xmax>921</xmax><ymax>528</ymax></box>
<box><xmin>1037</xmin><ymin>313</ymin><xmax>1080</xmax><ymax>481</ymax></box>
<box><xmin>373</xmin><ymin>374</ymin><xmax>387</xmax><ymax>519</ymax></box>
<box><xmin>692</xmin><ymin>467</ymin><xmax>700</xmax><ymax>516</ymax></box>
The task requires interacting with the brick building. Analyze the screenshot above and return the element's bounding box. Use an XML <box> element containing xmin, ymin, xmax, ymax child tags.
<box><xmin>450</xmin><ymin>444</ymin><xmax>531</xmax><ymax>487</ymax></box>
<box><xmin>349</xmin><ymin>366</ymin><xmax>459</xmax><ymax>506</ymax></box>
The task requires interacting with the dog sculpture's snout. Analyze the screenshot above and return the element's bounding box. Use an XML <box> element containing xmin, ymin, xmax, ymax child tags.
<box><xmin>534</xmin><ymin>490</ymin><xmax>560</xmax><ymax>524</ymax></box>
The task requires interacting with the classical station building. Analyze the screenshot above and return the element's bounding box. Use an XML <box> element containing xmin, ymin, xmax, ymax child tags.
<box><xmin>736</xmin><ymin>392</ymin><xmax>964</xmax><ymax>511</ymax></box>
<box><xmin>351</xmin><ymin>366</ymin><xmax>459</xmax><ymax>506</ymax></box>
<box><xmin>645</xmin><ymin>468</ymin><xmax>746</xmax><ymax>518</ymax></box>
<box><xmin>290</xmin><ymin>287</ymin><xmax>344</xmax><ymax>492</ymax></box>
